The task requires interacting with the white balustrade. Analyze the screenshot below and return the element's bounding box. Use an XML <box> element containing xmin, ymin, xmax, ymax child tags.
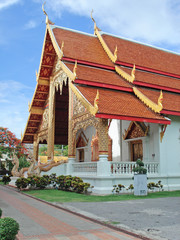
<box><xmin>72</xmin><ymin>161</ymin><xmax>159</xmax><ymax>176</ymax></box>
<box><xmin>72</xmin><ymin>162</ymin><xmax>97</xmax><ymax>176</ymax></box>
<box><xmin>111</xmin><ymin>162</ymin><xmax>159</xmax><ymax>175</ymax></box>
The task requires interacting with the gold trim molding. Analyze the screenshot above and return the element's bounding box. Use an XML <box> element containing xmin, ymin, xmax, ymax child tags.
<box><xmin>115</xmin><ymin>64</ymin><xmax>135</xmax><ymax>83</ymax></box>
<box><xmin>133</xmin><ymin>87</ymin><xmax>163</xmax><ymax>113</ymax></box>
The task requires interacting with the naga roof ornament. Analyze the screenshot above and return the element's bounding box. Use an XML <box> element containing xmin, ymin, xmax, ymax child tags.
<box><xmin>73</xmin><ymin>60</ymin><xmax>78</xmax><ymax>78</ymax></box>
<box><xmin>91</xmin><ymin>10</ymin><xmax>117</xmax><ymax>63</ymax></box>
<box><xmin>115</xmin><ymin>64</ymin><xmax>136</xmax><ymax>83</ymax></box>
<box><xmin>94</xmin><ymin>89</ymin><xmax>99</xmax><ymax>110</ymax></box>
<box><xmin>133</xmin><ymin>87</ymin><xmax>163</xmax><ymax>113</ymax></box>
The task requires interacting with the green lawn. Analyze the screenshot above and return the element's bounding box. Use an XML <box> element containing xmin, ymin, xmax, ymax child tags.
<box><xmin>23</xmin><ymin>189</ymin><xmax>180</xmax><ymax>202</ymax></box>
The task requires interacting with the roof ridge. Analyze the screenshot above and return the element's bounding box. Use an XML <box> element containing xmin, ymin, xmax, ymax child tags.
<box><xmin>50</xmin><ymin>25</ymin><xmax>95</xmax><ymax>38</ymax></box>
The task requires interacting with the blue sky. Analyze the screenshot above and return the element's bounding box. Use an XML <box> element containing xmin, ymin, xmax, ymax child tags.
<box><xmin>0</xmin><ymin>0</ymin><xmax>180</xmax><ymax>139</ymax></box>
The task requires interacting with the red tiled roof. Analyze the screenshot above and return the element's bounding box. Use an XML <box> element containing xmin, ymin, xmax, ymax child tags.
<box><xmin>65</xmin><ymin>62</ymin><xmax>132</xmax><ymax>90</ymax></box>
<box><xmin>102</xmin><ymin>33</ymin><xmax>180</xmax><ymax>76</ymax></box>
<box><xmin>120</xmin><ymin>66</ymin><xmax>180</xmax><ymax>92</ymax></box>
<box><xmin>75</xmin><ymin>85</ymin><xmax>169</xmax><ymax>123</ymax></box>
<box><xmin>52</xmin><ymin>27</ymin><xmax>114</xmax><ymax>67</ymax></box>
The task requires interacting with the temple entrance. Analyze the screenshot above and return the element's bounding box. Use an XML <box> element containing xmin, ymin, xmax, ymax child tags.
<box><xmin>78</xmin><ymin>149</ymin><xmax>84</xmax><ymax>162</ymax></box>
<box><xmin>55</xmin><ymin>82</ymin><xmax>69</xmax><ymax>145</ymax></box>
<box><xmin>130</xmin><ymin>140</ymin><xmax>143</xmax><ymax>161</ymax></box>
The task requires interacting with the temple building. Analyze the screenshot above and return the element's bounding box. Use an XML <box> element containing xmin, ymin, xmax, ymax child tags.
<box><xmin>21</xmin><ymin>13</ymin><xmax>180</xmax><ymax>193</ymax></box>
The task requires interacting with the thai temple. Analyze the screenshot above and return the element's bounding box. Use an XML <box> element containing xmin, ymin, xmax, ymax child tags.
<box><xmin>21</xmin><ymin>11</ymin><xmax>180</xmax><ymax>194</ymax></box>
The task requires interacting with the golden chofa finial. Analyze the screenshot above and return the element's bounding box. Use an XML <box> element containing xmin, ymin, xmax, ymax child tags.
<box><xmin>73</xmin><ymin>60</ymin><xmax>77</xmax><ymax>78</ymax></box>
<box><xmin>28</xmin><ymin>101</ymin><xmax>31</xmax><ymax>111</ymax></box>
<box><xmin>42</xmin><ymin>2</ymin><xmax>54</xmax><ymax>25</ymax></box>
<box><xmin>131</xmin><ymin>64</ymin><xmax>136</xmax><ymax>80</ymax></box>
<box><xmin>91</xmin><ymin>9</ymin><xmax>101</xmax><ymax>33</ymax></box>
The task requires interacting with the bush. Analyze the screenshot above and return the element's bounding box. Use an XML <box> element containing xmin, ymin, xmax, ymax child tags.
<box><xmin>2</xmin><ymin>175</ymin><xmax>11</xmax><ymax>185</ymax></box>
<box><xmin>56</xmin><ymin>175</ymin><xmax>92</xmax><ymax>193</ymax></box>
<box><xmin>0</xmin><ymin>208</ymin><xmax>2</xmax><ymax>218</ymax></box>
<box><xmin>15</xmin><ymin>177</ymin><xmax>28</xmax><ymax>190</ymax></box>
<box><xmin>0</xmin><ymin>217</ymin><xmax>19</xmax><ymax>240</ymax></box>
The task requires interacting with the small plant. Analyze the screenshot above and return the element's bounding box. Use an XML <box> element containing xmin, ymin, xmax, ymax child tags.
<box><xmin>0</xmin><ymin>208</ymin><xmax>2</xmax><ymax>218</ymax></box>
<box><xmin>2</xmin><ymin>175</ymin><xmax>11</xmax><ymax>185</ymax></box>
<box><xmin>126</xmin><ymin>184</ymin><xmax>134</xmax><ymax>193</ymax></box>
<box><xmin>147</xmin><ymin>181</ymin><xmax>164</xmax><ymax>192</ymax></box>
<box><xmin>0</xmin><ymin>217</ymin><xmax>19</xmax><ymax>240</ymax></box>
<box><xmin>112</xmin><ymin>184</ymin><xmax>125</xmax><ymax>194</ymax></box>
<box><xmin>133</xmin><ymin>159</ymin><xmax>147</xmax><ymax>174</ymax></box>
<box><xmin>147</xmin><ymin>182</ymin><xmax>156</xmax><ymax>191</ymax></box>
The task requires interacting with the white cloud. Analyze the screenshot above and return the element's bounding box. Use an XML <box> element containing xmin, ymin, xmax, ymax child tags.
<box><xmin>40</xmin><ymin>0</ymin><xmax>180</xmax><ymax>48</ymax></box>
<box><xmin>0</xmin><ymin>80</ymin><xmax>32</xmax><ymax>139</ymax></box>
<box><xmin>0</xmin><ymin>0</ymin><xmax>21</xmax><ymax>11</ymax></box>
<box><xmin>24</xmin><ymin>20</ymin><xmax>38</xmax><ymax>30</ymax></box>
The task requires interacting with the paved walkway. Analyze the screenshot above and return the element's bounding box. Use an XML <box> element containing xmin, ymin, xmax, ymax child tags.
<box><xmin>64</xmin><ymin>197</ymin><xmax>180</xmax><ymax>240</ymax></box>
<box><xmin>0</xmin><ymin>185</ymin><xmax>144</xmax><ymax>240</ymax></box>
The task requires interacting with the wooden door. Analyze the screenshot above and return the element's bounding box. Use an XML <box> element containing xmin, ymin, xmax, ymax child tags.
<box><xmin>131</xmin><ymin>140</ymin><xmax>143</xmax><ymax>161</ymax></box>
<box><xmin>79</xmin><ymin>149</ymin><xmax>84</xmax><ymax>162</ymax></box>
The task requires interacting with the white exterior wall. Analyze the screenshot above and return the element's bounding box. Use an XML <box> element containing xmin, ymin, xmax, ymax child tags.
<box><xmin>146</xmin><ymin>123</ymin><xmax>160</xmax><ymax>163</ymax></box>
<box><xmin>159</xmin><ymin>116</ymin><xmax>180</xmax><ymax>177</ymax></box>
<box><xmin>109</xmin><ymin>120</ymin><xmax>161</xmax><ymax>163</ymax></box>
<box><xmin>109</xmin><ymin>119</ymin><xmax>120</xmax><ymax>161</ymax></box>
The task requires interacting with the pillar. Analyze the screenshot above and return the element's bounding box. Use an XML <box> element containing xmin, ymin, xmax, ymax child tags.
<box><xmin>47</xmin><ymin>78</ymin><xmax>55</xmax><ymax>160</ymax></box>
<box><xmin>97</xmin><ymin>118</ymin><xmax>111</xmax><ymax>176</ymax></box>
<box><xmin>33</xmin><ymin>134</ymin><xmax>39</xmax><ymax>161</ymax></box>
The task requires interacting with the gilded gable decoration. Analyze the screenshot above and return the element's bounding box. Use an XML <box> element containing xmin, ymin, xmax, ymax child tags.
<box><xmin>39</xmin><ymin>108</ymin><xmax>49</xmax><ymax>131</ymax></box>
<box><xmin>73</xmin><ymin>93</ymin><xmax>86</xmax><ymax>116</ymax></box>
<box><xmin>54</xmin><ymin>70</ymin><xmax>67</xmax><ymax>95</ymax></box>
<box><xmin>70</xmin><ymin>83</ymin><xmax>99</xmax><ymax>116</ymax></box>
<box><xmin>123</xmin><ymin>121</ymin><xmax>149</xmax><ymax>140</ymax></box>
<box><xmin>133</xmin><ymin>87</ymin><xmax>163</xmax><ymax>113</ymax></box>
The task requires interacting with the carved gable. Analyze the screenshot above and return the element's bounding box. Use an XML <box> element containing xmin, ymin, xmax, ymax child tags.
<box><xmin>73</xmin><ymin>93</ymin><xmax>86</xmax><ymax>116</ymax></box>
<box><xmin>123</xmin><ymin>121</ymin><xmax>149</xmax><ymax>140</ymax></box>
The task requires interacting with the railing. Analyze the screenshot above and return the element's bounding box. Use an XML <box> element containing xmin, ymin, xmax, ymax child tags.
<box><xmin>72</xmin><ymin>162</ymin><xmax>97</xmax><ymax>175</ymax></box>
<box><xmin>111</xmin><ymin>162</ymin><xmax>159</xmax><ymax>175</ymax></box>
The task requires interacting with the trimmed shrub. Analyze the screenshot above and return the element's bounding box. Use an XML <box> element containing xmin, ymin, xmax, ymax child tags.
<box><xmin>133</xmin><ymin>159</ymin><xmax>147</xmax><ymax>174</ymax></box>
<box><xmin>15</xmin><ymin>177</ymin><xmax>28</xmax><ymax>190</ymax></box>
<box><xmin>2</xmin><ymin>175</ymin><xmax>11</xmax><ymax>185</ymax></box>
<box><xmin>0</xmin><ymin>217</ymin><xmax>19</xmax><ymax>240</ymax></box>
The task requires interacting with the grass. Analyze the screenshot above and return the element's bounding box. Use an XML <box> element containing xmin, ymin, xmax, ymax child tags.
<box><xmin>23</xmin><ymin>189</ymin><xmax>180</xmax><ymax>203</ymax></box>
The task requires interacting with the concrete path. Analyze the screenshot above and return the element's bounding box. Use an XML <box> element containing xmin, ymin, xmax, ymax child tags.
<box><xmin>64</xmin><ymin>197</ymin><xmax>180</xmax><ymax>240</ymax></box>
<box><xmin>0</xmin><ymin>186</ymin><xmax>144</xmax><ymax>240</ymax></box>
